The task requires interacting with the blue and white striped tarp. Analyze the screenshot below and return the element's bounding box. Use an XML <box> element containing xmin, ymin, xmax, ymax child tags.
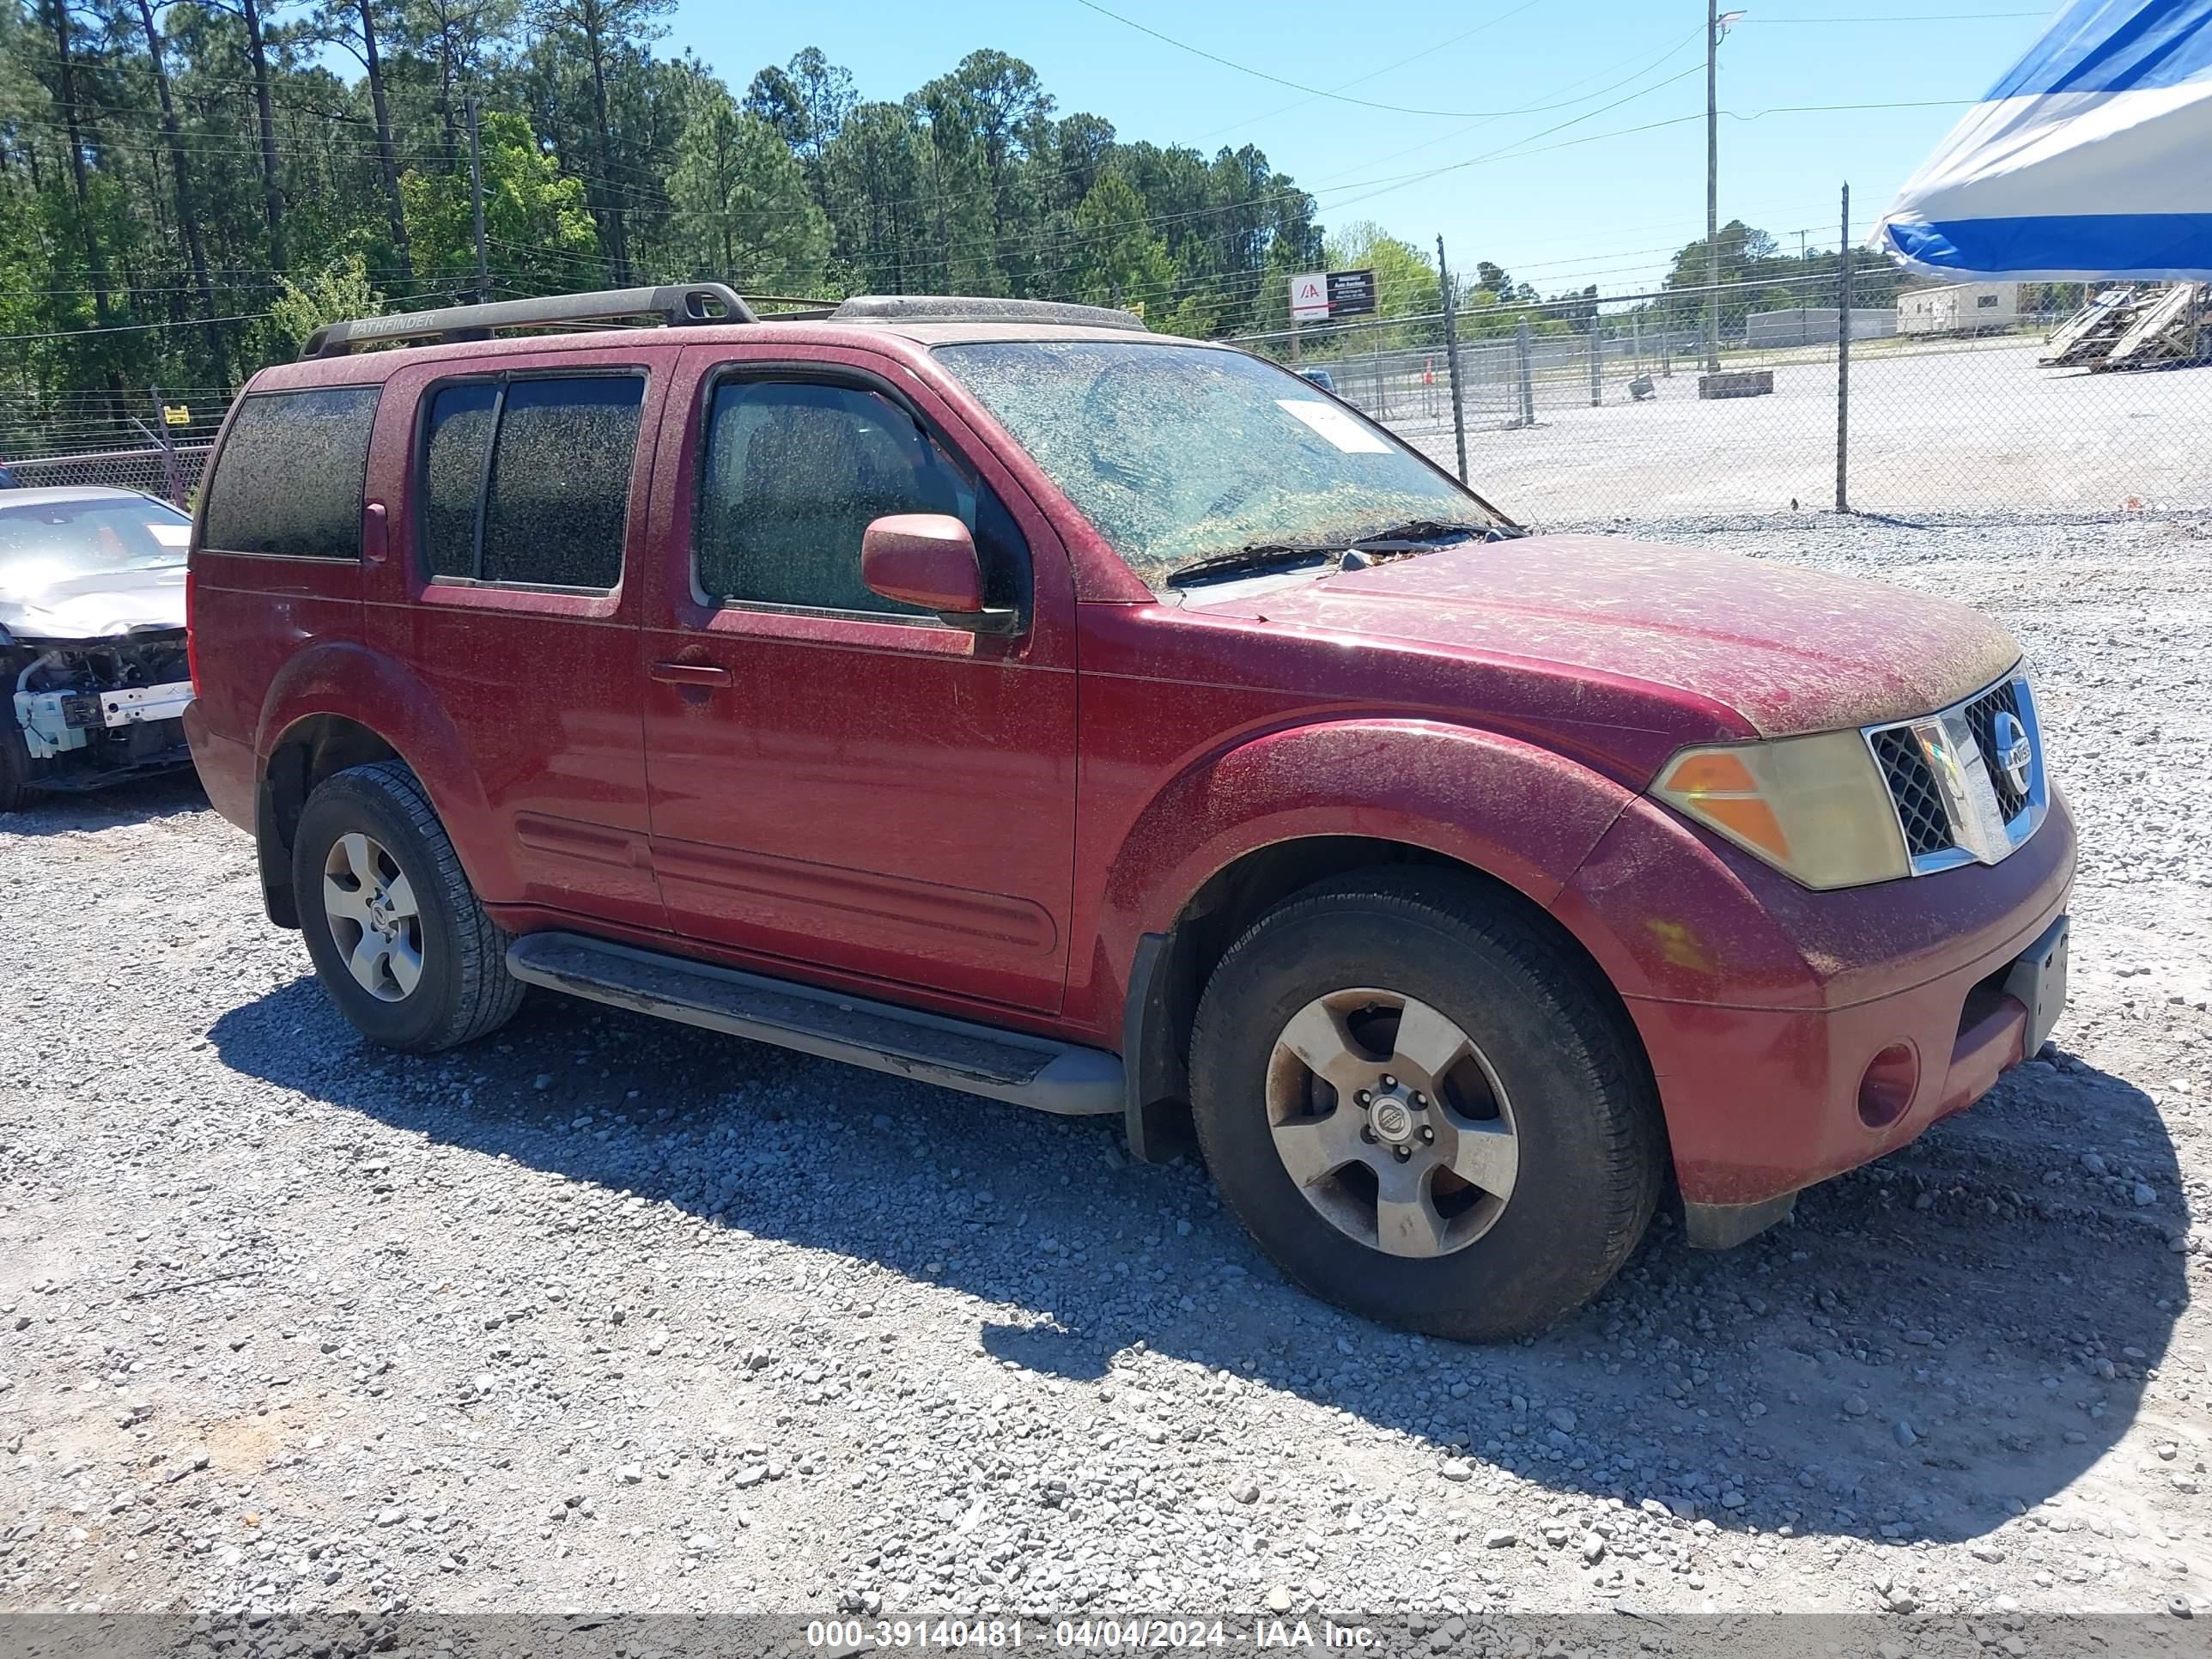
<box><xmin>1873</xmin><ymin>0</ymin><xmax>2212</xmax><ymax>279</ymax></box>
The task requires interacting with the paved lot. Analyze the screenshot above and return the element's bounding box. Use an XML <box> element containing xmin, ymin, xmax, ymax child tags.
<box><xmin>1394</xmin><ymin>342</ymin><xmax>2212</xmax><ymax>526</ymax></box>
<box><xmin>2</xmin><ymin>514</ymin><xmax>2209</xmax><ymax>1632</ymax></box>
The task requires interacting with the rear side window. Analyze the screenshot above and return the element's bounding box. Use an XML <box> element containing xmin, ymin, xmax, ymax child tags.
<box><xmin>202</xmin><ymin>386</ymin><xmax>380</xmax><ymax>558</ymax></box>
<box><xmin>418</xmin><ymin>375</ymin><xmax>643</xmax><ymax>589</ymax></box>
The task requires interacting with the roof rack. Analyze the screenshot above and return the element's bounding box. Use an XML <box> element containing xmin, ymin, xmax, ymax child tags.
<box><xmin>829</xmin><ymin>295</ymin><xmax>1146</xmax><ymax>331</ymax></box>
<box><xmin>299</xmin><ymin>283</ymin><xmax>758</xmax><ymax>359</ymax></box>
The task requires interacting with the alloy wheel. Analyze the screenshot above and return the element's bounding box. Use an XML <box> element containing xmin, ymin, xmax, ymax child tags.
<box><xmin>321</xmin><ymin>831</ymin><xmax>424</xmax><ymax>1003</ymax></box>
<box><xmin>1265</xmin><ymin>988</ymin><xmax>1519</xmax><ymax>1257</ymax></box>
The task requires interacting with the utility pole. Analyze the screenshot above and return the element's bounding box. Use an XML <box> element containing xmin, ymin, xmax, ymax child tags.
<box><xmin>1836</xmin><ymin>182</ymin><xmax>1852</xmax><ymax>514</ymax></box>
<box><xmin>1798</xmin><ymin>227</ymin><xmax>1808</xmax><ymax>345</ymax></box>
<box><xmin>465</xmin><ymin>94</ymin><xmax>489</xmax><ymax>304</ymax></box>
<box><xmin>1705</xmin><ymin>4</ymin><xmax>1744</xmax><ymax>371</ymax></box>
<box><xmin>1437</xmin><ymin>234</ymin><xmax>1468</xmax><ymax>483</ymax></box>
<box><xmin>1706</xmin><ymin>0</ymin><xmax>1721</xmax><ymax>371</ymax></box>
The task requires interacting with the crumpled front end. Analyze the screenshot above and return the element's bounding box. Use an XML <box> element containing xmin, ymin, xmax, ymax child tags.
<box><xmin>9</xmin><ymin>629</ymin><xmax>195</xmax><ymax>794</ymax></box>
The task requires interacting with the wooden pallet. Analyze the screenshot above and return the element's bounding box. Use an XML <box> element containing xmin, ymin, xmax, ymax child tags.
<box><xmin>2096</xmin><ymin>283</ymin><xmax>2204</xmax><ymax>371</ymax></box>
<box><xmin>2042</xmin><ymin>283</ymin><xmax>2209</xmax><ymax>371</ymax></box>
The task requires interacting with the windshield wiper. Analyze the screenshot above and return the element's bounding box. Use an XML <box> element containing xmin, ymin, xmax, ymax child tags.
<box><xmin>1161</xmin><ymin>543</ymin><xmax>1340</xmax><ymax>589</ymax></box>
<box><xmin>1345</xmin><ymin>519</ymin><xmax>1504</xmax><ymax>550</ymax></box>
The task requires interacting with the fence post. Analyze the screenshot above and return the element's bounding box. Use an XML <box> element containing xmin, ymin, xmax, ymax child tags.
<box><xmin>1516</xmin><ymin>315</ymin><xmax>1536</xmax><ymax>427</ymax></box>
<box><xmin>1437</xmin><ymin>235</ymin><xmax>1469</xmax><ymax>483</ymax></box>
<box><xmin>1589</xmin><ymin>318</ymin><xmax>1602</xmax><ymax>407</ymax></box>
<box><xmin>1836</xmin><ymin>182</ymin><xmax>1852</xmax><ymax>514</ymax></box>
<box><xmin>150</xmin><ymin>386</ymin><xmax>183</xmax><ymax>507</ymax></box>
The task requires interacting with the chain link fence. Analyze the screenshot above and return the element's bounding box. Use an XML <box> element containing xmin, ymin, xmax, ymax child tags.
<box><xmin>1241</xmin><ymin>277</ymin><xmax>2211</xmax><ymax>527</ymax></box>
<box><xmin>9</xmin><ymin>289</ymin><xmax>2208</xmax><ymax>529</ymax></box>
<box><xmin>0</xmin><ymin>386</ymin><xmax>225</xmax><ymax>506</ymax></box>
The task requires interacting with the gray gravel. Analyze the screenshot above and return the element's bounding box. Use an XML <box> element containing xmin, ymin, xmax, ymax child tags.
<box><xmin>3</xmin><ymin>514</ymin><xmax>2209</xmax><ymax>1626</ymax></box>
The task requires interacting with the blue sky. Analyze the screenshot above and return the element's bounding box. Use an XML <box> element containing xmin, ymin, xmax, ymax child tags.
<box><xmin>668</xmin><ymin>0</ymin><xmax>2059</xmax><ymax>298</ymax></box>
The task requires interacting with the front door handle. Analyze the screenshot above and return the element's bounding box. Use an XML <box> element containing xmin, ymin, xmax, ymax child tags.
<box><xmin>650</xmin><ymin>660</ymin><xmax>732</xmax><ymax>689</ymax></box>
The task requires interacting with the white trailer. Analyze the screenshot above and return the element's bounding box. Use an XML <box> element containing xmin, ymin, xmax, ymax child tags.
<box><xmin>1898</xmin><ymin>282</ymin><xmax>2019</xmax><ymax>336</ymax></box>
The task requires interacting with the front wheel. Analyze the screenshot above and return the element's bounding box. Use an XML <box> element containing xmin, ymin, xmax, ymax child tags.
<box><xmin>1188</xmin><ymin>870</ymin><xmax>1662</xmax><ymax>1340</ymax></box>
<box><xmin>291</xmin><ymin>760</ymin><xmax>523</xmax><ymax>1053</ymax></box>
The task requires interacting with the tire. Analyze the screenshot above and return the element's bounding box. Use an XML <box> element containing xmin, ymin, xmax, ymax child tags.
<box><xmin>290</xmin><ymin>759</ymin><xmax>523</xmax><ymax>1053</ymax></box>
<box><xmin>0</xmin><ymin>716</ymin><xmax>30</xmax><ymax>814</ymax></box>
<box><xmin>1189</xmin><ymin>869</ymin><xmax>1662</xmax><ymax>1340</ymax></box>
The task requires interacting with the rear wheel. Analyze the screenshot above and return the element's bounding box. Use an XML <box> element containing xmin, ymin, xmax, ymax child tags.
<box><xmin>1189</xmin><ymin>870</ymin><xmax>1661</xmax><ymax>1340</ymax></box>
<box><xmin>291</xmin><ymin>760</ymin><xmax>522</xmax><ymax>1052</ymax></box>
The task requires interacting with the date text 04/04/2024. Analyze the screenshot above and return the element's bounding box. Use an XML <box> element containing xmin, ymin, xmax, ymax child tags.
<box><xmin>802</xmin><ymin>1618</ymin><xmax>1382</xmax><ymax>1649</ymax></box>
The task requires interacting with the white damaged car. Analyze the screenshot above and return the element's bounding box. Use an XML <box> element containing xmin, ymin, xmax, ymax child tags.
<box><xmin>1</xmin><ymin>486</ymin><xmax>197</xmax><ymax>811</ymax></box>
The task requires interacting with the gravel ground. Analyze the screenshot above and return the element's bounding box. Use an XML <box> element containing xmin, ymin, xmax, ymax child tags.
<box><xmin>3</xmin><ymin>514</ymin><xmax>2209</xmax><ymax>1632</ymax></box>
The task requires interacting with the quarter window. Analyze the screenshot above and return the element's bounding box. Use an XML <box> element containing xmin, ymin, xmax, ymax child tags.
<box><xmin>418</xmin><ymin>374</ymin><xmax>643</xmax><ymax>589</ymax></box>
<box><xmin>202</xmin><ymin>386</ymin><xmax>380</xmax><ymax>558</ymax></box>
<box><xmin>695</xmin><ymin>380</ymin><xmax>1025</xmax><ymax>616</ymax></box>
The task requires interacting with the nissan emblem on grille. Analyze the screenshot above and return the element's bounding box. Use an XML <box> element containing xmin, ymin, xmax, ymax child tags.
<box><xmin>1991</xmin><ymin>709</ymin><xmax>2032</xmax><ymax>798</ymax></box>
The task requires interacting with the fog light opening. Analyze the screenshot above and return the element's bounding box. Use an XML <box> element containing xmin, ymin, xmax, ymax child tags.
<box><xmin>1858</xmin><ymin>1042</ymin><xmax>1919</xmax><ymax>1130</ymax></box>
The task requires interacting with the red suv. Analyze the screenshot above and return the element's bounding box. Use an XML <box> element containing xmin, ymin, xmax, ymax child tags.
<box><xmin>184</xmin><ymin>284</ymin><xmax>2074</xmax><ymax>1338</ymax></box>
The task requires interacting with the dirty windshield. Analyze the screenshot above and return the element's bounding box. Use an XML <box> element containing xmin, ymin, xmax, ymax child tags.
<box><xmin>0</xmin><ymin>495</ymin><xmax>191</xmax><ymax>595</ymax></box>
<box><xmin>934</xmin><ymin>340</ymin><xmax>1500</xmax><ymax>588</ymax></box>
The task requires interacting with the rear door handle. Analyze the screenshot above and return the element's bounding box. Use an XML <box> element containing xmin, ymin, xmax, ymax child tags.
<box><xmin>650</xmin><ymin>661</ymin><xmax>732</xmax><ymax>689</ymax></box>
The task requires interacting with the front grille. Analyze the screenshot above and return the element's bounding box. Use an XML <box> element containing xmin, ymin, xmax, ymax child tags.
<box><xmin>1964</xmin><ymin>678</ymin><xmax>2029</xmax><ymax>823</ymax></box>
<box><xmin>1863</xmin><ymin>671</ymin><xmax>2045</xmax><ymax>876</ymax></box>
<box><xmin>1871</xmin><ymin>726</ymin><xmax>1954</xmax><ymax>857</ymax></box>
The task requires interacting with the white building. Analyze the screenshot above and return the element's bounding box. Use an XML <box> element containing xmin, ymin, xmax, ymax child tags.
<box><xmin>1744</xmin><ymin>307</ymin><xmax>1897</xmax><ymax>348</ymax></box>
<box><xmin>1898</xmin><ymin>282</ymin><xmax>2020</xmax><ymax>335</ymax></box>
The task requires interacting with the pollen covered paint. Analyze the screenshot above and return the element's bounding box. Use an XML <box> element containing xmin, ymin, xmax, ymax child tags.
<box><xmin>1235</xmin><ymin>534</ymin><xmax>2023</xmax><ymax>738</ymax></box>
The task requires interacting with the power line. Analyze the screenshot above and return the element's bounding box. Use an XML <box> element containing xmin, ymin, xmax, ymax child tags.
<box><xmin>1063</xmin><ymin>0</ymin><xmax>1723</xmax><ymax>122</ymax></box>
<box><xmin>1301</xmin><ymin>29</ymin><xmax>1708</xmax><ymax>191</ymax></box>
<box><xmin>1726</xmin><ymin>97</ymin><xmax>1977</xmax><ymax>116</ymax></box>
<box><xmin>1188</xmin><ymin>0</ymin><xmax>1554</xmax><ymax>140</ymax></box>
<box><xmin>0</xmin><ymin>312</ymin><xmax>274</xmax><ymax>344</ymax></box>
<box><xmin>1750</xmin><ymin>9</ymin><xmax>2043</xmax><ymax>20</ymax></box>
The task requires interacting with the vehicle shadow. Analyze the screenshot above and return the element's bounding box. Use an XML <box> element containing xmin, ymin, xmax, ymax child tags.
<box><xmin>208</xmin><ymin>973</ymin><xmax>2187</xmax><ymax>1548</ymax></box>
<box><xmin>0</xmin><ymin>769</ymin><xmax>207</xmax><ymax>836</ymax></box>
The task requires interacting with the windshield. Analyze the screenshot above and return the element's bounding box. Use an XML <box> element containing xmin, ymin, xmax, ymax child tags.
<box><xmin>934</xmin><ymin>340</ymin><xmax>1501</xmax><ymax>587</ymax></box>
<box><xmin>0</xmin><ymin>495</ymin><xmax>191</xmax><ymax>596</ymax></box>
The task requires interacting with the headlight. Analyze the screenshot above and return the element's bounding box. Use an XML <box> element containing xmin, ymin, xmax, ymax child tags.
<box><xmin>1653</xmin><ymin>730</ymin><xmax>1909</xmax><ymax>890</ymax></box>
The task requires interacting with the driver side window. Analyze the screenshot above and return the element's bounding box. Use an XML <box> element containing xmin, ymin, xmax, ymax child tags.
<box><xmin>694</xmin><ymin>379</ymin><xmax>1026</xmax><ymax>617</ymax></box>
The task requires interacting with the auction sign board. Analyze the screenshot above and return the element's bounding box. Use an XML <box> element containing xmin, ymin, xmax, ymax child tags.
<box><xmin>1288</xmin><ymin>269</ymin><xmax>1378</xmax><ymax>321</ymax></box>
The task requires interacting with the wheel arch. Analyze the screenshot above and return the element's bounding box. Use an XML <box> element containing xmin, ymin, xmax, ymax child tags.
<box><xmin>253</xmin><ymin>642</ymin><xmax>501</xmax><ymax>927</ymax></box>
<box><xmin>1121</xmin><ymin>833</ymin><xmax>1660</xmax><ymax>1166</ymax></box>
<box><xmin>1104</xmin><ymin>720</ymin><xmax>1653</xmax><ymax>1164</ymax></box>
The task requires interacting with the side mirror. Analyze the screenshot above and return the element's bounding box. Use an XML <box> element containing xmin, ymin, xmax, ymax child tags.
<box><xmin>860</xmin><ymin>514</ymin><xmax>1015</xmax><ymax>632</ymax></box>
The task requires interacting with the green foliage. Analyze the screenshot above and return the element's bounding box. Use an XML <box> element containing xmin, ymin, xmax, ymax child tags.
<box><xmin>1322</xmin><ymin>222</ymin><xmax>1440</xmax><ymax>319</ymax></box>
<box><xmin>1656</xmin><ymin>218</ymin><xmax>1899</xmax><ymax>337</ymax></box>
<box><xmin>1069</xmin><ymin>173</ymin><xmax>1173</xmax><ymax>311</ymax></box>
<box><xmin>0</xmin><ymin>6</ymin><xmax>1336</xmax><ymax>404</ymax></box>
<box><xmin>667</xmin><ymin>88</ymin><xmax>830</xmax><ymax>290</ymax></box>
<box><xmin>402</xmin><ymin>111</ymin><xmax>599</xmax><ymax>295</ymax></box>
<box><xmin>256</xmin><ymin>254</ymin><xmax>385</xmax><ymax>361</ymax></box>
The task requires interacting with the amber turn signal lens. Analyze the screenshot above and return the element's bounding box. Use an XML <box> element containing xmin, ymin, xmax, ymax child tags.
<box><xmin>1653</xmin><ymin>730</ymin><xmax>1912</xmax><ymax>891</ymax></box>
<box><xmin>1661</xmin><ymin>750</ymin><xmax>1759</xmax><ymax>798</ymax></box>
<box><xmin>1657</xmin><ymin>752</ymin><xmax>1790</xmax><ymax>861</ymax></box>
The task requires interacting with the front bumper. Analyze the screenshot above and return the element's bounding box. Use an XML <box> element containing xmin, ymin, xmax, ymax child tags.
<box><xmin>1555</xmin><ymin>785</ymin><xmax>2077</xmax><ymax>1224</ymax></box>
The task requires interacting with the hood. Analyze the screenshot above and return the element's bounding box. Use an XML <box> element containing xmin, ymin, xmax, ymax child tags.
<box><xmin>1216</xmin><ymin>534</ymin><xmax>2019</xmax><ymax>737</ymax></box>
<box><xmin>0</xmin><ymin>563</ymin><xmax>187</xmax><ymax>642</ymax></box>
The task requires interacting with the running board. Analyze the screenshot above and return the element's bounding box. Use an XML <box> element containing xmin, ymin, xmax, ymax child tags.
<box><xmin>506</xmin><ymin>932</ymin><xmax>1122</xmax><ymax>1116</ymax></box>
